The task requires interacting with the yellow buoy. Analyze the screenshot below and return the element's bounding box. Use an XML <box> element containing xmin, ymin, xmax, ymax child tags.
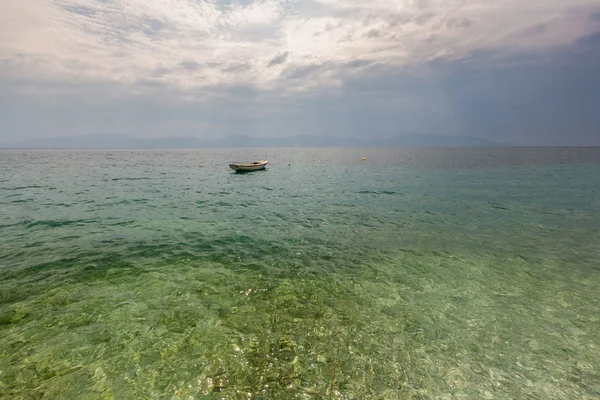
<box><xmin>362</xmin><ymin>157</ymin><xmax>367</xmax><ymax>161</ymax></box>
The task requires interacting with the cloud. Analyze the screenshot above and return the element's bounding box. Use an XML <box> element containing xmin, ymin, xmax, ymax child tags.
<box><xmin>268</xmin><ymin>51</ymin><xmax>289</xmax><ymax>67</ymax></box>
<box><xmin>1</xmin><ymin>0</ymin><xmax>599</xmax><ymax>100</ymax></box>
<box><xmin>3</xmin><ymin>32</ymin><xmax>600</xmax><ymax>146</ymax></box>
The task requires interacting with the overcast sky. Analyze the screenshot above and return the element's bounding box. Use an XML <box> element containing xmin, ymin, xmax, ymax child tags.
<box><xmin>1</xmin><ymin>0</ymin><xmax>600</xmax><ymax>145</ymax></box>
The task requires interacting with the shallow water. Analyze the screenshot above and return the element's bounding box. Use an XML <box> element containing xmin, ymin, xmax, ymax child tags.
<box><xmin>1</xmin><ymin>147</ymin><xmax>599</xmax><ymax>399</ymax></box>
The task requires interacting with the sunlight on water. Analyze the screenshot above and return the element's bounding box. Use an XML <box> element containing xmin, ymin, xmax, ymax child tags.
<box><xmin>1</xmin><ymin>148</ymin><xmax>599</xmax><ymax>398</ymax></box>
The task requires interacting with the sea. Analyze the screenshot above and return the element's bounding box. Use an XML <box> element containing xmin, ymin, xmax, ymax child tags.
<box><xmin>1</xmin><ymin>147</ymin><xmax>599</xmax><ymax>399</ymax></box>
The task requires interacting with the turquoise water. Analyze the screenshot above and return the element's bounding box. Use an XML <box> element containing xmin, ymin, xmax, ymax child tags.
<box><xmin>1</xmin><ymin>147</ymin><xmax>599</xmax><ymax>399</ymax></box>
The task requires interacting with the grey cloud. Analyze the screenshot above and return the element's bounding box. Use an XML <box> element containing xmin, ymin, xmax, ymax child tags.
<box><xmin>134</xmin><ymin>78</ymin><xmax>167</xmax><ymax>88</ymax></box>
<box><xmin>520</xmin><ymin>23</ymin><xmax>548</xmax><ymax>37</ymax></box>
<box><xmin>289</xmin><ymin>0</ymin><xmax>330</xmax><ymax>17</ymax></box>
<box><xmin>446</xmin><ymin>18</ymin><xmax>472</xmax><ymax>29</ymax></box>
<box><xmin>345</xmin><ymin>59</ymin><xmax>374</xmax><ymax>69</ymax></box>
<box><xmin>142</xmin><ymin>18</ymin><xmax>168</xmax><ymax>37</ymax></box>
<box><xmin>151</xmin><ymin>67</ymin><xmax>170</xmax><ymax>77</ymax></box>
<box><xmin>180</xmin><ymin>61</ymin><xmax>202</xmax><ymax>70</ymax></box>
<box><xmin>200</xmin><ymin>83</ymin><xmax>263</xmax><ymax>99</ymax></box>
<box><xmin>281</xmin><ymin>63</ymin><xmax>328</xmax><ymax>80</ymax></box>
<box><xmin>414</xmin><ymin>11</ymin><xmax>436</xmax><ymax>25</ymax></box>
<box><xmin>176</xmin><ymin>61</ymin><xmax>223</xmax><ymax>72</ymax></box>
<box><xmin>591</xmin><ymin>10</ymin><xmax>600</xmax><ymax>21</ymax></box>
<box><xmin>268</xmin><ymin>52</ymin><xmax>289</xmax><ymax>67</ymax></box>
<box><xmin>8</xmin><ymin>0</ymin><xmax>599</xmax><ymax>99</ymax></box>
<box><xmin>280</xmin><ymin>59</ymin><xmax>376</xmax><ymax>82</ymax></box>
<box><xmin>3</xmin><ymin>0</ymin><xmax>600</xmax><ymax>146</ymax></box>
<box><xmin>366</xmin><ymin>29</ymin><xmax>380</xmax><ymax>39</ymax></box>
<box><xmin>4</xmin><ymin>38</ymin><xmax>600</xmax><ymax>146</ymax></box>
<box><xmin>414</xmin><ymin>0</ymin><xmax>431</xmax><ymax>10</ymax></box>
<box><xmin>325</xmin><ymin>22</ymin><xmax>338</xmax><ymax>31</ymax></box>
<box><xmin>362</xmin><ymin>13</ymin><xmax>380</xmax><ymax>27</ymax></box>
<box><xmin>147</xmin><ymin>18</ymin><xmax>167</xmax><ymax>31</ymax></box>
<box><xmin>223</xmin><ymin>62</ymin><xmax>250</xmax><ymax>72</ymax></box>
<box><xmin>62</xmin><ymin>5</ymin><xmax>97</xmax><ymax>17</ymax></box>
<box><xmin>388</xmin><ymin>15</ymin><xmax>413</xmax><ymax>28</ymax></box>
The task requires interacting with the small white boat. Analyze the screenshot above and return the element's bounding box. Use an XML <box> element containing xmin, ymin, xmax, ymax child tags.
<box><xmin>229</xmin><ymin>160</ymin><xmax>269</xmax><ymax>172</ymax></box>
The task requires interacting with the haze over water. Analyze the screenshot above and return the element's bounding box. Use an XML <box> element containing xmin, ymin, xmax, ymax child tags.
<box><xmin>1</xmin><ymin>147</ymin><xmax>599</xmax><ymax>399</ymax></box>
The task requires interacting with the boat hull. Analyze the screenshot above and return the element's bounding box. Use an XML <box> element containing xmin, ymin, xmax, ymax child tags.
<box><xmin>229</xmin><ymin>160</ymin><xmax>268</xmax><ymax>172</ymax></box>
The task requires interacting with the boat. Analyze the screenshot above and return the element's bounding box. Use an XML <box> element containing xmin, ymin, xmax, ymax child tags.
<box><xmin>229</xmin><ymin>160</ymin><xmax>269</xmax><ymax>172</ymax></box>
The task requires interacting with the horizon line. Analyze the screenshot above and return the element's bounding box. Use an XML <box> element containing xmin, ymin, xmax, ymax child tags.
<box><xmin>3</xmin><ymin>145</ymin><xmax>599</xmax><ymax>150</ymax></box>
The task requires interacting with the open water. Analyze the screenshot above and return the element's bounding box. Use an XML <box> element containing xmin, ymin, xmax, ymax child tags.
<box><xmin>1</xmin><ymin>147</ymin><xmax>599</xmax><ymax>399</ymax></box>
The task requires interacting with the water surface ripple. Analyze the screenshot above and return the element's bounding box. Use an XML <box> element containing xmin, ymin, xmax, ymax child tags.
<box><xmin>1</xmin><ymin>148</ymin><xmax>599</xmax><ymax>399</ymax></box>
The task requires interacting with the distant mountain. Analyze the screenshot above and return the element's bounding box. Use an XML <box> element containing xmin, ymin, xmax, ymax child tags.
<box><xmin>367</xmin><ymin>133</ymin><xmax>507</xmax><ymax>147</ymax></box>
<box><xmin>1</xmin><ymin>133</ymin><xmax>507</xmax><ymax>149</ymax></box>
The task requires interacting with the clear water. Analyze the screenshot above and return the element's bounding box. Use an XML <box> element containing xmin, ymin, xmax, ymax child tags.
<box><xmin>1</xmin><ymin>148</ymin><xmax>599</xmax><ymax>399</ymax></box>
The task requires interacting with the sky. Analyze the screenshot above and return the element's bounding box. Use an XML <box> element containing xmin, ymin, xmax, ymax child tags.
<box><xmin>1</xmin><ymin>0</ymin><xmax>600</xmax><ymax>145</ymax></box>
